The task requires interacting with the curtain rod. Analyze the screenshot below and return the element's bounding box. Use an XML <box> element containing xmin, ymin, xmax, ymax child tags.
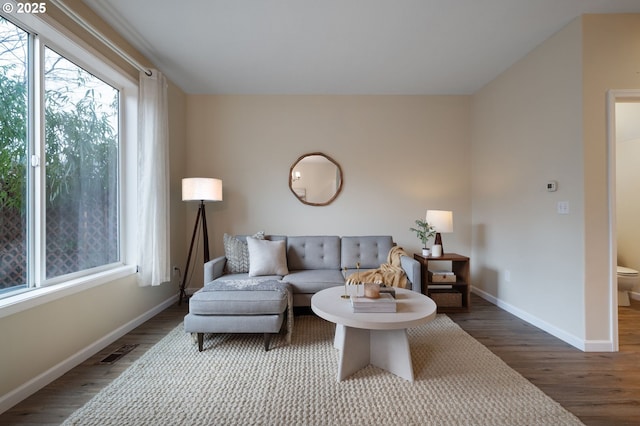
<box><xmin>49</xmin><ymin>0</ymin><xmax>152</xmax><ymax>76</ymax></box>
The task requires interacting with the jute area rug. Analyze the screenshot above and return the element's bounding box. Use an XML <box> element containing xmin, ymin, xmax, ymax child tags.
<box><xmin>63</xmin><ymin>314</ymin><xmax>583</xmax><ymax>426</ymax></box>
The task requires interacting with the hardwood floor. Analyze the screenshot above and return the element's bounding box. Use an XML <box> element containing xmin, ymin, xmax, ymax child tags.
<box><xmin>448</xmin><ymin>295</ymin><xmax>640</xmax><ymax>426</ymax></box>
<box><xmin>1</xmin><ymin>294</ymin><xmax>639</xmax><ymax>425</ymax></box>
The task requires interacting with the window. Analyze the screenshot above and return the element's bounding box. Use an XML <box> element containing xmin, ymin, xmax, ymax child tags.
<box><xmin>43</xmin><ymin>47</ymin><xmax>120</xmax><ymax>280</ymax></box>
<box><xmin>1</xmin><ymin>14</ymin><xmax>136</xmax><ymax>299</ymax></box>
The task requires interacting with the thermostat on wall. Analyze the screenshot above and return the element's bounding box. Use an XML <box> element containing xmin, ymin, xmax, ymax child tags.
<box><xmin>546</xmin><ymin>180</ymin><xmax>558</xmax><ymax>192</ymax></box>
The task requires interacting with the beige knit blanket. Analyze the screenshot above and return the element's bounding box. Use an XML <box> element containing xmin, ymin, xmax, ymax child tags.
<box><xmin>345</xmin><ymin>246</ymin><xmax>409</xmax><ymax>288</ymax></box>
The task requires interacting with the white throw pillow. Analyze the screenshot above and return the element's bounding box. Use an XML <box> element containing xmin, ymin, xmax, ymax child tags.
<box><xmin>247</xmin><ymin>237</ymin><xmax>289</xmax><ymax>277</ymax></box>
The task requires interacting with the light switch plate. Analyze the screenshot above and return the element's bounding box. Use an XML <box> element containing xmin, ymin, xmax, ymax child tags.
<box><xmin>557</xmin><ymin>201</ymin><xmax>569</xmax><ymax>214</ymax></box>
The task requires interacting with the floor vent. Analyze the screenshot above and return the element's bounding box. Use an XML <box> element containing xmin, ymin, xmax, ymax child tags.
<box><xmin>99</xmin><ymin>344</ymin><xmax>139</xmax><ymax>364</ymax></box>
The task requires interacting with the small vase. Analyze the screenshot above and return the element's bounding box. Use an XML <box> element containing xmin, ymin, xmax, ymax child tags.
<box><xmin>364</xmin><ymin>283</ymin><xmax>380</xmax><ymax>298</ymax></box>
<box><xmin>422</xmin><ymin>248</ymin><xmax>430</xmax><ymax>257</ymax></box>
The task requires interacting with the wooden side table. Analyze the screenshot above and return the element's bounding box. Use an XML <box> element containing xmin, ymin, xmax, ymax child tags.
<box><xmin>413</xmin><ymin>253</ymin><xmax>470</xmax><ymax>313</ymax></box>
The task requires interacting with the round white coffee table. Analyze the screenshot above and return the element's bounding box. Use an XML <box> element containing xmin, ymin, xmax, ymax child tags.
<box><xmin>311</xmin><ymin>286</ymin><xmax>436</xmax><ymax>382</ymax></box>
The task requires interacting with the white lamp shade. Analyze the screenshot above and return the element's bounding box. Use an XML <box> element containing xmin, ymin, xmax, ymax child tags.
<box><xmin>182</xmin><ymin>178</ymin><xmax>223</xmax><ymax>202</ymax></box>
<box><xmin>426</xmin><ymin>210</ymin><xmax>453</xmax><ymax>233</ymax></box>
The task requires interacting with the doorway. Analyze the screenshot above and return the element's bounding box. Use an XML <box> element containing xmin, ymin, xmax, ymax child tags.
<box><xmin>607</xmin><ymin>90</ymin><xmax>640</xmax><ymax>351</ymax></box>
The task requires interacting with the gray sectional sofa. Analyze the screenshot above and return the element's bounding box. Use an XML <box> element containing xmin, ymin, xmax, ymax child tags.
<box><xmin>204</xmin><ymin>235</ymin><xmax>421</xmax><ymax>306</ymax></box>
<box><xmin>184</xmin><ymin>235</ymin><xmax>421</xmax><ymax>351</ymax></box>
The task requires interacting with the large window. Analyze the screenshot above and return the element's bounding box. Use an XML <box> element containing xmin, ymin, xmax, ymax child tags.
<box><xmin>1</xmin><ymin>14</ymin><xmax>133</xmax><ymax>298</ymax></box>
<box><xmin>43</xmin><ymin>47</ymin><xmax>120</xmax><ymax>280</ymax></box>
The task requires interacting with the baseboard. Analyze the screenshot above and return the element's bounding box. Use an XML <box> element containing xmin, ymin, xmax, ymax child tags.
<box><xmin>0</xmin><ymin>294</ymin><xmax>178</xmax><ymax>415</ymax></box>
<box><xmin>470</xmin><ymin>288</ymin><xmax>610</xmax><ymax>352</ymax></box>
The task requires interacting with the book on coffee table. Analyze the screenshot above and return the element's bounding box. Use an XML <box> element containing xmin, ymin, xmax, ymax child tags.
<box><xmin>379</xmin><ymin>286</ymin><xmax>396</xmax><ymax>298</ymax></box>
<box><xmin>350</xmin><ymin>293</ymin><xmax>397</xmax><ymax>313</ymax></box>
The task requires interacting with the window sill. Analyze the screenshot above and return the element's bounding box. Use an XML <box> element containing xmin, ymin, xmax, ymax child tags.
<box><xmin>0</xmin><ymin>265</ymin><xmax>137</xmax><ymax>319</ymax></box>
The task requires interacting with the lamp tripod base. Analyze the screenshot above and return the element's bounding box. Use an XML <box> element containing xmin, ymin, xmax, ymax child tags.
<box><xmin>178</xmin><ymin>201</ymin><xmax>210</xmax><ymax>305</ymax></box>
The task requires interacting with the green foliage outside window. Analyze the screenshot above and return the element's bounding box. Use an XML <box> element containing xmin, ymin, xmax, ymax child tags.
<box><xmin>0</xmin><ymin>60</ymin><xmax>118</xmax><ymax>212</ymax></box>
<box><xmin>0</xmin><ymin>63</ymin><xmax>27</xmax><ymax>211</ymax></box>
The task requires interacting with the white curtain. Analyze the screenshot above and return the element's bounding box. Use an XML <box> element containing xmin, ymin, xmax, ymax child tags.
<box><xmin>137</xmin><ymin>70</ymin><xmax>171</xmax><ymax>286</ymax></box>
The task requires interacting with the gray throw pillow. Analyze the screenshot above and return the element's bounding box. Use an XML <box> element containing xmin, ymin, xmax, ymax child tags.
<box><xmin>223</xmin><ymin>232</ymin><xmax>264</xmax><ymax>274</ymax></box>
<box><xmin>247</xmin><ymin>237</ymin><xmax>289</xmax><ymax>277</ymax></box>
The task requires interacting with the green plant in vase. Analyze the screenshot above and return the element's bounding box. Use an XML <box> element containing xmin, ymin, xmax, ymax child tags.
<box><xmin>410</xmin><ymin>219</ymin><xmax>436</xmax><ymax>256</ymax></box>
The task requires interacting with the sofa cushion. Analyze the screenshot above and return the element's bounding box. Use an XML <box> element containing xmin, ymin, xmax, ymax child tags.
<box><xmin>189</xmin><ymin>288</ymin><xmax>288</xmax><ymax>316</ymax></box>
<box><xmin>247</xmin><ymin>237</ymin><xmax>289</xmax><ymax>277</ymax></box>
<box><xmin>223</xmin><ymin>231</ymin><xmax>264</xmax><ymax>273</ymax></box>
<box><xmin>184</xmin><ymin>313</ymin><xmax>284</xmax><ymax>334</ymax></box>
<box><xmin>287</xmin><ymin>236</ymin><xmax>341</xmax><ymax>270</ymax></box>
<box><xmin>341</xmin><ymin>236</ymin><xmax>394</xmax><ymax>269</ymax></box>
<box><xmin>282</xmin><ymin>269</ymin><xmax>345</xmax><ymax>294</ymax></box>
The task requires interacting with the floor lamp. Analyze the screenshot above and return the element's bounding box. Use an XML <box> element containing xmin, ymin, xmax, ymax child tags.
<box><xmin>178</xmin><ymin>177</ymin><xmax>223</xmax><ymax>305</ymax></box>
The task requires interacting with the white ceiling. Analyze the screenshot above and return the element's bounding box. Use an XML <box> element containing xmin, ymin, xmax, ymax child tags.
<box><xmin>83</xmin><ymin>0</ymin><xmax>640</xmax><ymax>95</ymax></box>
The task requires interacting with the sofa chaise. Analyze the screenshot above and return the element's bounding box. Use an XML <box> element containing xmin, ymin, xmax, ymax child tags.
<box><xmin>184</xmin><ymin>235</ymin><xmax>421</xmax><ymax>351</ymax></box>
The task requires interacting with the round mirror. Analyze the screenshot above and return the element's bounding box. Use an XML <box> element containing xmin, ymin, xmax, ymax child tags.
<box><xmin>289</xmin><ymin>152</ymin><xmax>343</xmax><ymax>206</ymax></box>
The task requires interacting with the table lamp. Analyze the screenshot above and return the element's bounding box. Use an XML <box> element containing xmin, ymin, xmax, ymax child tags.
<box><xmin>426</xmin><ymin>210</ymin><xmax>453</xmax><ymax>257</ymax></box>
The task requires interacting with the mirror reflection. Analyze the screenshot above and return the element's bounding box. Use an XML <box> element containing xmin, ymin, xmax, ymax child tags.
<box><xmin>289</xmin><ymin>152</ymin><xmax>343</xmax><ymax>206</ymax></box>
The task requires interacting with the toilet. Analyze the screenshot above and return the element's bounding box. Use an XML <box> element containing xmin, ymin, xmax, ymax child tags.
<box><xmin>617</xmin><ymin>266</ymin><xmax>639</xmax><ymax>306</ymax></box>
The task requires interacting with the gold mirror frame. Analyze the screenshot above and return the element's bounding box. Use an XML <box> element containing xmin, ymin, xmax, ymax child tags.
<box><xmin>289</xmin><ymin>152</ymin><xmax>343</xmax><ymax>206</ymax></box>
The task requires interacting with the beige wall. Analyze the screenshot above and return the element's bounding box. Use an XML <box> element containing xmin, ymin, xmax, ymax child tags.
<box><xmin>183</xmin><ymin>95</ymin><xmax>472</xmax><ymax>290</ymax></box>
<box><xmin>472</xmin><ymin>14</ymin><xmax>640</xmax><ymax>347</ymax></box>
<box><xmin>471</xmin><ymin>19</ymin><xmax>586</xmax><ymax>341</ymax></box>
<box><xmin>583</xmin><ymin>14</ymin><xmax>640</xmax><ymax>341</ymax></box>
<box><xmin>0</xmin><ymin>2</ymin><xmax>188</xmax><ymax>405</ymax></box>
